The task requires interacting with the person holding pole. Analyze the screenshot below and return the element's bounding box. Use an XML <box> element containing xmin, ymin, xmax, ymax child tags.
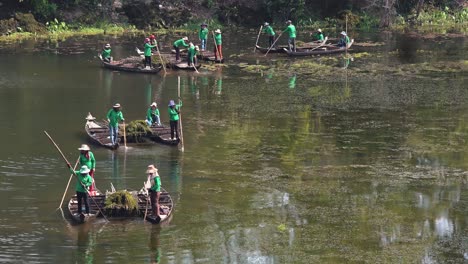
<box><xmin>262</xmin><ymin>22</ymin><xmax>276</xmax><ymax>48</ymax></box>
<box><xmin>173</xmin><ymin>37</ymin><xmax>189</xmax><ymax>62</ymax></box>
<box><xmin>284</xmin><ymin>20</ymin><xmax>296</xmax><ymax>52</ymax></box>
<box><xmin>146</xmin><ymin>164</ymin><xmax>161</xmax><ymax>218</ymax></box>
<box><xmin>199</xmin><ymin>23</ymin><xmax>209</xmax><ymax>51</ymax></box>
<box><xmin>144</xmin><ymin>38</ymin><xmax>157</xmax><ymax>69</ymax></box>
<box><xmin>78</xmin><ymin>144</ymin><xmax>96</xmax><ymax>195</ymax></box>
<box><xmin>67</xmin><ymin>165</ymin><xmax>93</xmax><ymax>216</ymax></box>
<box><xmin>106</xmin><ymin>103</ymin><xmax>125</xmax><ymax>147</ymax></box>
<box><xmin>168</xmin><ymin>99</ymin><xmax>182</xmax><ymax>141</ymax></box>
<box><xmin>213</xmin><ymin>29</ymin><xmax>223</xmax><ymax>61</ymax></box>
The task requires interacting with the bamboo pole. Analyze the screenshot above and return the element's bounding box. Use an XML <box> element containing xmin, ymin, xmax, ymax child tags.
<box><xmin>123</xmin><ymin>122</ymin><xmax>127</xmax><ymax>148</ymax></box>
<box><xmin>44</xmin><ymin>131</ymin><xmax>108</xmax><ymax>222</ymax></box>
<box><xmin>58</xmin><ymin>157</ymin><xmax>79</xmax><ymax>209</ymax></box>
<box><xmin>178</xmin><ymin>76</ymin><xmax>185</xmax><ymax>152</ymax></box>
<box><xmin>254</xmin><ymin>25</ymin><xmax>263</xmax><ymax>52</ymax></box>
<box><xmin>264</xmin><ymin>32</ymin><xmax>283</xmax><ymax>56</ymax></box>
<box><xmin>155</xmin><ymin>41</ymin><xmax>166</xmax><ymax>74</ymax></box>
<box><xmin>212</xmin><ymin>31</ymin><xmax>220</xmax><ymax>61</ymax></box>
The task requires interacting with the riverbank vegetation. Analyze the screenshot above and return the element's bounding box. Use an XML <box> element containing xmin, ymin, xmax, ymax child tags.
<box><xmin>0</xmin><ymin>0</ymin><xmax>466</xmax><ymax>41</ymax></box>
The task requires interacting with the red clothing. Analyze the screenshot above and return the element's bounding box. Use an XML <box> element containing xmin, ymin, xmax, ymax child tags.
<box><xmin>214</xmin><ymin>45</ymin><xmax>223</xmax><ymax>60</ymax></box>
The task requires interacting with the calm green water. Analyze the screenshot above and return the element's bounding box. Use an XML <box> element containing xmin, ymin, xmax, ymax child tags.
<box><xmin>0</xmin><ymin>31</ymin><xmax>467</xmax><ymax>263</ymax></box>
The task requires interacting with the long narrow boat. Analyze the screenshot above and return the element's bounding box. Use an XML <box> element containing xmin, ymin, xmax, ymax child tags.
<box><xmin>98</xmin><ymin>54</ymin><xmax>162</xmax><ymax>74</ymax></box>
<box><xmin>171</xmin><ymin>49</ymin><xmax>224</xmax><ymax>63</ymax></box>
<box><xmin>148</xmin><ymin>124</ymin><xmax>180</xmax><ymax>145</ymax></box>
<box><xmin>67</xmin><ymin>189</ymin><xmax>105</xmax><ymax>224</ymax></box>
<box><xmin>85</xmin><ymin>115</ymin><xmax>119</xmax><ymax>149</ymax></box>
<box><xmin>256</xmin><ymin>37</ymin><xmax>328</xmax><ymax>54</ymax></box>
<box><xmin>284</xmin><ymin>39</ymin><xmax>354</xmax><ymax>57</ymax></box>
<box><xmin>137</xmin><ymin>188</ymin><xmax>173</xmax><ymax>224</ymax></box>
<box><xmin>135</xmin><ymin>48</ymin><xmax>202</xmax><ymax>71</ymax></box>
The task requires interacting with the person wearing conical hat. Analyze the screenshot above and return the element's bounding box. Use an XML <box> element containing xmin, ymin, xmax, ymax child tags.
<box><xmin>78</xmin><ymin>144</ymin><xmax>96</xmax><ymax>194</ymax></box>
<box><xmin>213</xmin><ymin>29</ymin><xmax>223</xmax><ymax>61</ymax></box>
<box><xmin>168</xmin><ymin>99</ymin><xmax>182</xmax><ymax>141</ymax></box>
<box><xmin>146</xmin><ymin>102</ymin><xmax>161</xmax><ymax>126</ymax></box>
<box><xmin>106</xmin><ymin>103</ymin><xmax>125</xmax><ymax>146</ymax></box>
<box><xmin>67</xmin><ymin>164</ymin><xmax>93</xmax><ymax>216</ymax></box>
<box><xmin>283</xmin><ymin>20</ymin><xmax>296</xmax><ymax>52</ymax></box>
<box><xmin>199</xmin><ymin>23</ymin><xmax>209</xmax><ymax>51</ymax></box>
<box><xmin>173</xmin><ymin>37</ymin><xmax>189</xmax><ymax>62</ymax></box>
<box><xmin>145</xmin><ymin>164</ymin><xmax>161</xmax><ymax>218</ymax></box>
<box><xmin>101</xmin><ymin>43</ymin><xmax>112</xmax><ymax>63</ymax></box>
<box><xmin>337</xmin><ymin>31</ymin><xmax>350</xmax><ymax>48</ymax></box>
<box><xmin>262</xmin><ymin>22</ymin><xmax>276</xmax><ymax>48</ymax></box>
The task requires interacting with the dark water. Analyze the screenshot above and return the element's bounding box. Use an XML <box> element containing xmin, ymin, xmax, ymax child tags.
<box><xmin>0</xmin><ymin>30</ymin><xmax>467</xmax><ymax>263</ymax></box>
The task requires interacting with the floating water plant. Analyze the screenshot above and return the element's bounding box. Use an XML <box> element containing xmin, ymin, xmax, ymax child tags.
<box><xmin>104</xmin><ymin>190</ymin><xmax>139</xmax><ymax>217</ymax></box>
<box><xmin>124</xmin><ymin>120</ymin><xmax>152</xmax><ymax>143</ymax></box>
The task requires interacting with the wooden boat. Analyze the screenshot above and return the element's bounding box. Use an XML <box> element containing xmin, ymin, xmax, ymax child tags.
<box><xmin>85</xmin><ymin>116</ymin><xmax>120</xmax><ymax>149</ymax></box>
<box><xmin>148</xmin><ymin>124</ymin><xmax>180</xmax><ymax>145</ymax></box>
<box><xmin>137</xmin><ymin>188</ymin><xmax>173</xmax><ymax>224</ymax></box>
<box><xmin>136</xmin><ymin>48</ymin><xmax>202</xmax><ymax>71</ymax></box>
<box><xmin>98</xmin><ymin>54</ymin><xmax>162</xmax><ymax>74</ymax></box>
<box><xmin>256</xmin><ymin>37</ymin><xmax>328</xmax><ymax>54</ymax></box>
<box><xmin>171</xmin><ymin>49</ymin><xmax>224</xmax><ymax>63</ymax></box>
<box><xmin>283</xmin><ymin>39</ymin><xmax>354</xmax><ymax>57</ymax></box>
<box><xmin>68</xmin><ymin>189</ymin><xmax>105</xmax><ymax>224</ymax></box>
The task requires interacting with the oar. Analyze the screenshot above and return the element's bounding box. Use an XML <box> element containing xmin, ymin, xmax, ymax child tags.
<box><xmin>264</xmin><ymin>32</ymin><xmax>283</xmax><ymax>56</ymax></box>
<box><xmin>58</xmin><ymin>157</ymin><xmax>80</xmax><ymax>209</ymax></box>
<box><xmin>44</xmin><ymin>131</ymin><xmax>109</xmax><ymax>222</ymax></box>
<box><xmin>178</xmin><ymin>76</ymin><xmax>185</xmax><ymax>152</ymax></box>
<box><xmin>154</xmin><ymin>42</ymin><xmax>166</xmax><ymax>74</ymax></box>
<box><xmin>123</xmin><ymin>121</ymin><xmax>127</xmax><ymax>149</ymax></box>
<box><xmin>253</xmin><ymin>25</ymin><xmax>263</xmax><ymax>52</ymax></box>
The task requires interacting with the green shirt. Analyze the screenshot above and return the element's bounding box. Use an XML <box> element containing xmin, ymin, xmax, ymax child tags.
<box><xmin>101</xmin><ymin>48</ymin><xmax>111</xmax><ymax>58</ymax></box>
<box><xmin>173</xmin><ymin>39</ymin><xmax>189</xmax><ymax>48</ymax></box>
<box><xmin>150</xmin><ymin>175</ymin><xmax>161</xmax><ymax>192</ymax></box>
<box><xmin>106</xmin><ymin>109</ymin><xmax>124</xmax><ymax>128</ymax></box>
<box><xmin>263</xmin><ymin>26</ymin><xmax>275</xmax><ymax>36</ymax></box>
<box><xmin>79</xmin><ymin>152</ymin><xmax>95</xmax><ymax>170</ymax></box>
<box><xmin>199</xmin><ymin>28</ymin><xmax>208</xmax><ymax>40</ymax></box>
<box><xmin>343</xmin><ymin>35</ymin><xmax>350</xmax><ymax>44</ymax></box>
<box><xmin>187</xmin><ymin>46</ymin><xmax>198</xmax><ymax>63</ymax></box>
<box><xmin>146</xmin><ymin>107</ymin><xmax>160</xmax><ymax>122</ymax></box>
<box><xmin>71</xmin><ymin>170</ymin><xmax>93</xmax><ymax>193</ymax></box>
<box><xmin>214</xmin><ymin>33</ymin><xmax>222</xmax><ymax>45</ymax></box>
<box><xmin>285</xmin><ymin>24</ymin><xmax>296</xmax><ymax>38</ymax></box>
<box><xmin>144</xmin><ymin>42</ymin><xmax>156</xmax><ymax>56</ymax></box>
<box><xmin>315</xmin><ymin>32</ymin><xmax>324</xmax><ymax>41</ymax></box>
<box><xmin>168</xmin><ymin>101</ymin><xmax>182</xmax><ymax>121</ymax></box>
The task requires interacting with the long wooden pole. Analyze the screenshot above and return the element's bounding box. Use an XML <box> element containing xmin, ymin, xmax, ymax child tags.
<box><xmin>253</xmin><ymin>25</ymin><xmax>263</xmax><ymax>52</ymax></box>
<box><xmin>144</xmin><ymin>180</ymin><xmax>150</xmax><ymax>222</ymax></box>
<box><xmin>212</xmin><ymin>31</ymin><xmax>220</xmax><ymax>60</ymax></box>
<box><xmin>155</xmin><ymin>42</ymin><xmax>166</xmax><ymax>74</ymax></box>
<box><xmin>178</xmin><ymin>76</ymin><xmax>185</xmax><ymax>152</ymax></box>
<box><xmin>58</xmin><ymin>157</ymin><xmax>80</xmax><ymax>209</ymax></box>
<box><xmin>123</xmin><ymin>122</ymin><xmax>127</xmax><ymax>148</ymax></box>
<box><xmin>264</xmin><ymin>32</ymin><xmax>283</xmax><ymax>56</ymax></box>
<box><xmin>43</xmin><ymin>131</ymin><xmax>108</xmax><ymax>222</ymax></box>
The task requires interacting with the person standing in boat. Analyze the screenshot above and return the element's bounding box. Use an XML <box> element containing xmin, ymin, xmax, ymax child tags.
<box><xmin>337</xmin><ymin>31</ymin><xmax>350</xmax><ymax>47</ymax></box>
<box><xmin>199</xmin><ymin>23</ymin><xmax>208</xmax><ymax>51</ymax></box>
<box><xmin>101</xmin><ymin>43</ymin><xmax>112</xmax><ymax>63</ymax></box>
<box><xmin>144</xmin><ymin>38</ymin><xmax>157</xmax><ymax>69</ymax></box>
<box><xmin>106</xmin><ymin>103</ymin><xmax>125</xmax><ymax>146</ymax></box>
<box><xmin>68</xmin><ymin>165</ymin><xmax>93</xmax><ymax>216</ymax></box>
<box><xmin>311</xmin><ymin>28</ymin><xmax>324</xmax><ymax>42</ymax></box>
<box><xmin>284</xmin><ymin>20</ymin><xmax>296</xmax><ymax>52</ymax></box>
<box><xmin>146</xmin><ymin>102</ymin><xmax>161</xmax><ymax>126</ymax></box>
<box><xmin>213</xmin><ymin>29</ymin><xmax>223</xmax><ymax>61</ymax></box>
<box><xmin>78</xmin><ymin>144</ymin><xmax>96</xmax><ymax>195</ymax></box>
<box><xmin>173</xmin><ymin>37</ymin><xmax>189</xmax><ymax>62</ymax></box>
<box><xmin>168</xmin><ymin>99</ymin><xmax>182</xmax><ymax>141</ymax></box>
<box><xmin>262</xmin><ymin>22</ymin><xmax>276</xmax><ymax>48</ymax></box>
<box><xmin>146</xmin><ymin>164</ymin><xmax>161</xmax><ymax>219</ymax></box>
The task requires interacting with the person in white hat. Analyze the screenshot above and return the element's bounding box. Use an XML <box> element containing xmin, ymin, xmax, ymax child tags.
<box><xmin>78</xmin><ymin>144</ymin><xmax>96</xmax><ymax>194</ymax></box>
<box><xmin>101</xmin><ymin>43</ymin><xmax>112</xmax><ymax>63</ymax></box>
<box><xmin>173</xmin><ymin>37</ymin><xmax>189</xmax><ymax>62</ymax></box>
<box><xmin>338</xmin><ymin>31</ymin><xmax>350</xmax><ymax>47</ymax></box>
<box><xmin>67</xmin><ymin>164</ymin><xmax>93</xmax><ymax>216</ymax></box>
<box><xmin>311</xmin><ymin>28</ymin><xmax>324</xmax><ymax>42</ymax></box>
<box><xmin>262</xmin><ymin>22</ymin><xmax>276</xmax><ymax>48</ymax></box>
<box><xmin>283</xmin><ymin>20</ymin><xmax>296</xmax><ymax>52</ymax></box>
<box><xmin>146</xmin><ymin>102</ymin><xmax>161</xmax><ymax>126</ymax></box>
<box><xmin>106</xmin><ymin>103</ymin><xmax>125</xmax><ymax>146</ymax></box>
<box><xmin>213</xmin><ymin>29</ymin><xmax>223</xmax><ymax>61</ymax></box>
<box><xmin>145</xmin><ymin>164</ymin><xmax>161</xmax><ymax>218</ymax></box>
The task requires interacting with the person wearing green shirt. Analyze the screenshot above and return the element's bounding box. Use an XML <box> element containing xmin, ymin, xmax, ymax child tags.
<box><xmin>173</xmin><ymin>37</ymin><xmax>189</xmax><ymax>62</ymax></box>
<box><xmin>213</xmin><ymin>29</ymin><xmax>223</xmax><ymax>61</ymax></box>
<box><xmin>67</xmin><ymin>165</ymin><xmax>93</xmax><ymax>215</ymax></box>
<box><xmin>168</xmin><ymin>99</ymin><xmax>182</xmax><ymax>140</ymax></box>
<box><xmin>199</xmin><ymin>23</ymin><xmax>209</xmax><ymax>51</ymax></box>
<box><xmin>146</xmin><ymin>102</ymin><xmax>161</xmax><ymax>126</ymax></box>
<box><xmin>338</xmin><ymin>31</ymin><xmax>351</xmax><ymax>48</ymax></box>
<box><xmin>262</xmin><ymin>22</ymin><xmax>276</xmax><ymax>48</ymax></box>
<box><xmin>143</xmin><ymin>38</ymin><xmax>156</xmax><ymax>69</ymax></box>
<box><xmin>312</xmin><ymin>28</ymin><xmax>324</xmax><ymax>42</ymax></box>
<box><xmin>146</xmin><ymin>164</ymin><xmax>161</xmax><ymax>218</ymax></box>
<box><xmin>101</xmin><ymin>43</ymin><xmax>111</xmax><ymax>63</ymax></box>
<box><xmin>78</xmin><ymin>144</ymin><xmax>96</xmax><ymax>194</ymax></box>
<box><xmin>284</xmin><ymin>20</ymin><xmax>296</xmax><ymax>52</ymax></box>
<box><xmin>187</xmin><ymin>43</ymin><xmax>199</xmax><ymax>66</ymax></box>
<box><xmin>106</xmin><ymin>103</ymin><xmax>125</xmax><ymax>146</ymax></box>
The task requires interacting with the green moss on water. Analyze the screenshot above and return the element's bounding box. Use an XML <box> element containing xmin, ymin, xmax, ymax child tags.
<box><xmin>105</xmin><ymin>190</ymin><xmax>139</xmax><ymax>217</ymax></box>
<box><xmin>125</xmin><ymin>120</ymin><xmax>152</xmax><ymax>143</ymax></box>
